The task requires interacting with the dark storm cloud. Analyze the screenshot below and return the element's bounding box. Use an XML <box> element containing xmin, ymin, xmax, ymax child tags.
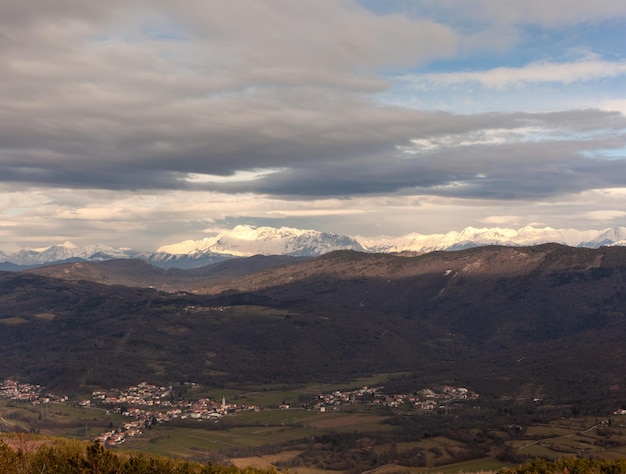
<box><xmin>207</xmin><ymin>133</ymin><xmax>626</xmax><ymax>199</ymax></box>
<box><xmin>1</xmin><ymin>89</ymin><xmax>625</xmax><ymax>199</ymax></box>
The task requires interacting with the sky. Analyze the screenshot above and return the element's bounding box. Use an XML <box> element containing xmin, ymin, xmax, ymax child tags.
<box><xmin>1</xmin><ymin>0</ymin><xmax>626</xmax><ymax>251</ymax></box>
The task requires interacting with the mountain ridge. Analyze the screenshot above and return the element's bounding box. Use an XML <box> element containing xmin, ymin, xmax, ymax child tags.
<box><xmin>2</xmin><ymin>224</ymin><xmax>626</xmax><ymax>269</ymax></box>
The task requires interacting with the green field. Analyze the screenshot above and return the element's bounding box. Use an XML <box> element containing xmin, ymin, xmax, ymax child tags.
<box><xmin>192</xmin><ymin>371</ymin><xmax>412</xmax><ymax>408</ymax></box>
<box><xmin>0</xmin><ymin>400</ymin><xmax>123</xmax><ymax>439</ymax></box>
<box><xmin>513</xmin><ymin>419</ymin><xmax>626</xmax><ymax>460</ymax></box>
<box><xmin>126</xmin><ymin>408</ymin><xmax>395</xmax><ymax>459</ymax></box>
<box><xmin>4</xmin><ymin>380</ymin><xmax>626</xmax><ymax>473</ymax></box>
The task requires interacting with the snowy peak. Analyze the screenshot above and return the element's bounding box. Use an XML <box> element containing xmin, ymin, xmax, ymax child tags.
<box><xmin>212</xmin><ymin>225</ymin><xmax>365</xmax><ymax>257</ymax></box>
<box><xmin>157</xmin><ymin>237</ymin><xmax>219</xmax><ymax>255</ymax></box>
<box><xmin>581</xmin><ymin>227</ymin><xmax>626</xmax><ymax>247</ymax></box>
<box><xmin>5</xmin><ymin>243</ymin><xmax>136</xmax><ymax>266</ymax></box>
<box><xmin>363</xmin><ymin>226</ymin><xmax>625</xmax><ymax>253</ymax></box>
<box><xmin>158</xmin><ymin>225</ymin><xmax>366</xmax><ymax>257</ymax></box>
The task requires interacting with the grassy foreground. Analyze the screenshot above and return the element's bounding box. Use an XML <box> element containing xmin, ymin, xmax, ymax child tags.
<box><xmin>500</xmin><ymin>457</ymin><xmax>626</xmax><ymax>473</ymax></box>
<box><xmin>0</xmin><ymin>433</ymin><xmax>276</xmax><ymax>474</ymax></box>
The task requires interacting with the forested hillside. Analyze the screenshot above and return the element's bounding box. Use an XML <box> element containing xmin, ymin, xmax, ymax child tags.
<box><xmin>2</xmin><ymin>244</ymin><xmax>626</xmax><ymax>409</ymax></box>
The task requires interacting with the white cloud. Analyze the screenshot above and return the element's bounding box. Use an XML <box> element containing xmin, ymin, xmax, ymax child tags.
<box><xmin>398</xmin><ymin>126</ymin><xmax>551</xmax><ymax>154</ymax></box>
<box><xmin>584</xmin><ymin>210</ymin><xmax>626</xmax><ymax>220</ymax></box>
<box><xmin>403</xmin><ymin>52</ymin><xmax>626</xmax><ymax>89</ymax></box>
<box><xmin>184</xmin><ymin>169</ymin><xmax>286</xmax><ymax>184</ymax></box>
<box><xmin>600</xmin><ymin>100</ymin><xmax>626</xmax><ymax>116</ymax></box>
<box><xmin>480</xmin><ymin>215</ymin><xmax>523</xmax><ymax>226</ymax></box>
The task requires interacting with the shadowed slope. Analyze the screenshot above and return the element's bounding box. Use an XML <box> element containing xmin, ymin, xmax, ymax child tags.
<box><xmin>1</xmin><ymin>244</ymin><xmax>625</xmax><ymax>410</ymax></box>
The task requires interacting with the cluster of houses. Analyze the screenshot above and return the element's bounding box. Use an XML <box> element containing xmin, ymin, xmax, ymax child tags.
<box><xmin>0</xmin><ymin>378</ymin><xmax>255</xmax><ymax>446</ymax></box>
<box><xmin>0</xmin><ymin>379</ymin><xmax>67</xmax><ymax>404</ymax></box>
<box><xmin>86</xmin><ymin>381</ymin><xmax>174</xmax><ymax>408</ymax></box>
<box><xmin>184</xmin><ymin>305</ymin><xmax>230</xmax><ymax>314</ymax></box>
<box><xmin>311</xmin><ymin>385</ymin><xmax>479</xmax><ymax>412</ymax></box>
<box><xmin>86</xmin><ymin>382</ymin><xmax>257</xmax><ymax>445</ymax></box>
<box><xmin>94</xmin><ymin>421</ymin><xmax>143</xmax><ymax>445</ymax></box>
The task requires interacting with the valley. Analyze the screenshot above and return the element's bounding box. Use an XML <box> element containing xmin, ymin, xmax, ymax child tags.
<box><xmin>1</xmin><ymin>244</ymin><xmax>626</xmax><ymax>472</ymax></box>
<box><xmin>3</xmin><ymin>375</ymin><xmax>626</xmax><ymax>473</ymax></box>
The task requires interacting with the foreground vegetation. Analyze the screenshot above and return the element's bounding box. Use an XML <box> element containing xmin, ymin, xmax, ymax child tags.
<box><xmin>500</xmin><ymin>457</ymin><xmax>626</xmax><ymax>473</ymax></box>
<box><xmin>0</xmin><ymin>434</ymin><xmax>275</xmax><ymax>474</ymax></box>
<box><xmin>4</xmin><ymin>387</ymin><xmax>626</xmax><ymax>473</ymax></box>
<box><xmin>3</xmin><ymin>433</ymin><xmax>626</xmax><ymax>474</ymax></box>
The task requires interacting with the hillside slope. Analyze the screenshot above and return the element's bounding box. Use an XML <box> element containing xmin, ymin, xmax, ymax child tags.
<box><xmin>26</xmin><ymin>255</ymin><xmax>308</xmax><ymax>290</ymax></box>
<box><xmin>2</xmin><ymin>245</ymin><xmax>626</xmax><ymax>410</ymax></box>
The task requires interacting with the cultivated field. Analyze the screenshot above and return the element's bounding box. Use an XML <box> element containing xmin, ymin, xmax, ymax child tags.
<box><xmin>3</xmin><ymin>376</ymin><xmax>626</xmax><ymax>473</ymax></box>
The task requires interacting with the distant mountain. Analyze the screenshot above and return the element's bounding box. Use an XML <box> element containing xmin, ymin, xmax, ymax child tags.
<box><xmin>7</xmin><ymin>241</ymin><xmax>136</xmax><ymax>266</ymax></box>
<box><xmin>137</xmin><ymin>251</ymin><xmax>235</xmax><ymax>270</ymax></box>
<box><xmin>156</xmin><ymin>225</ymin><xmax>626</xmax><ymax>259</ymax></box>
<box><xmin>157</xmin><ymin>225</ymin><xmax>366</xmax><ymax>257</ymax></box>
<box><xmin>580</xmin><ymin>227</ymin><xmax>626</xmax><ymax>247</ymax></box>
<box><xmin>361</xmin><ymin>226</ymin><xmax>607</xmax><ymax>253</ymax></box>
<box><xmin>27</xmin><ymin>255</ymin><xmax>308</xmax><ymax>291</ymax></box>
<box><xmin>2</xmin><ymin>225</ymin><xmax>626</xmax><ymax>269</ymax></box>
<box><xmin>0</xmin><ymin>243</ymin><xmax>235</xmax><ymax>270</ymax></box>
<box><xmin>0</xmin><ymin>226</ymin><xmax>364</xmax><ymax>269</ymax></box>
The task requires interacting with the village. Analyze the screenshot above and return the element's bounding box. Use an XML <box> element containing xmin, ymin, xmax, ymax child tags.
<box><xmin>85</xmin><ymin>381</ymin><xmax>258</xmax><ymax>445</ymax></box>
<box><xmin>0</xmin><ymin>378</ymin><xmax>68</xmax><ymax>405</ymax></box>
<box><xmin>1</xmin><ymin>378</ymin><xmax>483</xmax><ymax>446</ymax></box>
<box><xmin>311</xmin><ymin>384</ymin><xmax>479</xmax><ymax>413</ymax></box>
<box><xmin>184</xmin><ymin>304</ymin><xmax>231</xmax><ymax>314</ymax></box>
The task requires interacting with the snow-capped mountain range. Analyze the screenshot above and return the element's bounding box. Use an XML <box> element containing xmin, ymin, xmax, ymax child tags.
<box><xmin>360</xmin><ymin>226</ymin><xmax>626</xmax><ymax>253</ymax></box>
<box><xmin>2</xmin><ymin>224</ymin><xmax>626</xmax><ymax>270</ymax></box>
<box><xmin>157</xmin><ymin>225</ymin><xmax>366</xmax><ymax>257</ymax></box>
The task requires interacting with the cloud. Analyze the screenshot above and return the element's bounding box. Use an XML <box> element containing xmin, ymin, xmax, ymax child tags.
<box><xmin>584</xmin><ymin>210</ymin><xmax>626</xmax><ymax>220</ymax></box>
<box><xmin>479</xmin><ymin>215</ymin><xmax>523</xmax><ymax>226</ymax></box>
<box><xmin>0</xmin><ymin>1</ymin><xmax>625</xmax><ymax>249</ymax></box>
<box><xmin>158</xmin><ymin>0</ymin><xmax>458</xmax><ymax>72</ymax></box>
<box><xmin>2</xmin><ymin>1</ymin><xmax>623</xmax><ymax>202</ymax></box>
<box><xmin>403</xmin><ymin>52</ymin><xmax>626</xmax><ymax>89</ymax></box>
<box><xmin>409</xmin><ymin>0</ymin><xmax>626</xmax><ymax>27</ymax></box>
<box><xmin>194</xmin><ymin>109</ymin><xmax>626</xmax><ymax>200</ymax></box>
<box><xmin>0</xmin><ymin>0</ymin><xmax>460</xmax><ymax>189</ymax></box>
<box><xmin>601</xmin><ymin>99</ymin><xmax>626</xmax><ymax>115</ymax></box>
<box><xmin>404</xmin><ymin>2</ymin><xmax>626</xmax><ymax>57</ymax></box>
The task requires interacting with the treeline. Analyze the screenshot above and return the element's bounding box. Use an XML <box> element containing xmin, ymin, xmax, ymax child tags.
<box><xmin>0</xmin><ymin>434</ymin><xmax>275</xmax><ymax>474</ymax></box>
<box><xmin>499</xmin><ymin>457</ymin><xmax>626</xmax><ymax>473</ymax></box>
